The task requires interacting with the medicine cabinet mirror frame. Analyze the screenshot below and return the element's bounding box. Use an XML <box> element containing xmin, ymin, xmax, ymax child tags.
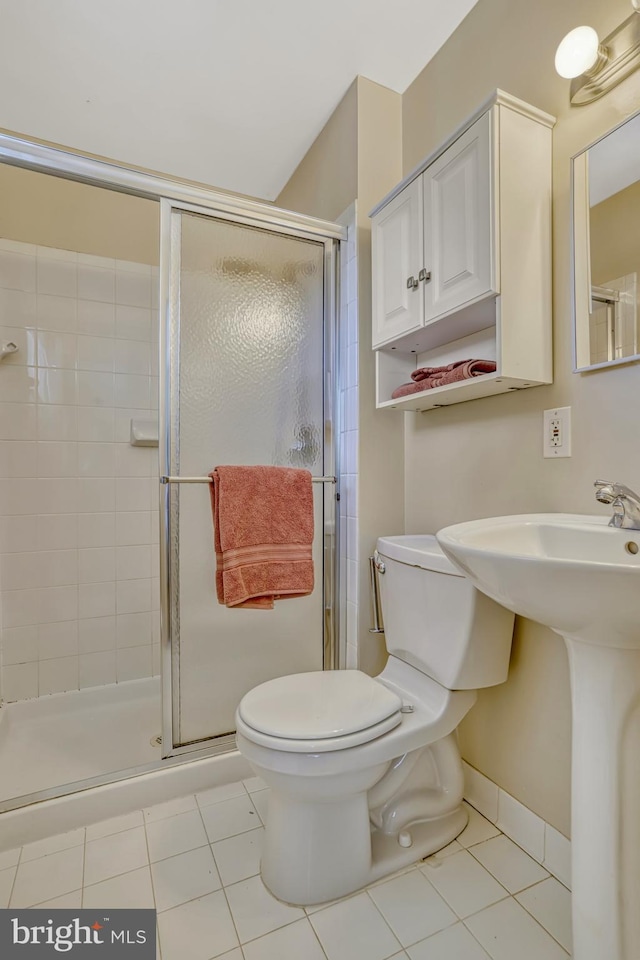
<box><xmin>572</xmin><ymin>108</ymin><xmax>640</xmax><ymax>372</ymax></box>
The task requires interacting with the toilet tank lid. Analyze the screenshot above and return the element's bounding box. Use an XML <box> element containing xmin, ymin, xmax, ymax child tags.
<box><xmin>376</xmin><ymin>535</ymin><xmax>463</xmax><ymax>576</ymax></box>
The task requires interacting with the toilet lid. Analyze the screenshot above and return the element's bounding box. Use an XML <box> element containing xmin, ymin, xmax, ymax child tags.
<box><xmin>238</xmin><ymin>670</ymin><xmax>403</xmax><ymax>741</ymax></box>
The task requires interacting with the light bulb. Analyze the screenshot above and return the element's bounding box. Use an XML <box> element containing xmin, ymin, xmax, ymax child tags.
<box><xmin>555</xmin><ymin>25</ymin><xmax>601</xmax><ymax>79</ymax></box>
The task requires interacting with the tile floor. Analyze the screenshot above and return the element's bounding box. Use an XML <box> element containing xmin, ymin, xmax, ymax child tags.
<box><xmin>0</xmin><ymin>777</ymin><xmax>572</xmax><ymax>959</ymax></box>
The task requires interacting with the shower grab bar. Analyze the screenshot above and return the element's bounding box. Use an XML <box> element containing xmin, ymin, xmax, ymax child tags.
<box><xmin>160</xmin><ymin>475</ymin><xmax>336</xmax><ymax>484</ymax></box>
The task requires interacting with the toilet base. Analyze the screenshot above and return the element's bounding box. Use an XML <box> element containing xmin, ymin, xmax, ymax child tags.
<box><xmin>261</xmin><ymin>803</ymin><xmax>468</xmax><ymax>906</ymax></box>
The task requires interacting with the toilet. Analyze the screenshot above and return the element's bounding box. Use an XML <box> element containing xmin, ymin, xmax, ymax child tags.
<box><xmin>235</xmin><ymin>534</ymin><xmax>515</xmax><ymax>905</ymax></box>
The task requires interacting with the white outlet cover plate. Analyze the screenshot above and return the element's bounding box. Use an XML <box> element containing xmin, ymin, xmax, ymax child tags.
<box><xmin>543</xmin><ymin>406</ymin><xmax>572</xmax><ymax>458</ymax></box>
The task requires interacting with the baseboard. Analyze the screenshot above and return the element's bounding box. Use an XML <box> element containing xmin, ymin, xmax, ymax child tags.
<box><xmin>462</xmin><ymin>760</ymin><xmax>571</xmax><ymax>890</ymax></box>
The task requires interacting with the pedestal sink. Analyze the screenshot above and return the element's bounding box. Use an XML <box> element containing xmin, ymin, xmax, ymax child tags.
<box><xmin>436</xmin><ymin>514</ymin><xmax>640</xmax><ymax>960</ymax></box>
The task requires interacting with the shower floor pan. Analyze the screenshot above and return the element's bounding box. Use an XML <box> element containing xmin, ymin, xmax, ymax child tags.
<box><xmin>0</xmin><ymin>677</ymin><xmax>161</xmax><ymax>803</ymax></box>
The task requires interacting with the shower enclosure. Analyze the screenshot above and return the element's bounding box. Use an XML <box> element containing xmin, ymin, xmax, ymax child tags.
<box><xmin>0</xmin><ymin>135</ymin><xmax>343</xmax><ymax>813</ymax></box>
<box><xmin>160</xmin><ymin>200</ymin><xmax>338</xmax><ymax>755</ymax></box>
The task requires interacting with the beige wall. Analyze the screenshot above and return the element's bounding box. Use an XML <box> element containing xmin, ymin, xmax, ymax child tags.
<box><xmin>277</xmin><ymin>76</ymin><xmax>405</xmax><ymax>676</ymax></box>
<box><xmin>276</xmin><ymin>83</ymin><xmax>359</xmax><ymax>222</ymax></box>
<box><xmin>402</xmin><ymin>0</ymin><xmax>640</xmax><ymax>837</ymax></box>
<box><xmin>0</xmin><ymin>163</ymin><xmax>158</xmax><ymax>264</ymax></box>
<box><xmin>590</xmin><ymin>179</ymin><xmax>640</xmax><ymax>285</ymax></box>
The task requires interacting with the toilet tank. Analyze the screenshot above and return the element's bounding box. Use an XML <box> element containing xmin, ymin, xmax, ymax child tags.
<box><xmin>376</xmin><ymin>535</ymin><xmax>515</xmax><ymax>689</ymax></box>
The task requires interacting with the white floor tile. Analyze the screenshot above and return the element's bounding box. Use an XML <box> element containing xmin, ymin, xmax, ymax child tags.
<box><xmin>225</xmin><ymin>874</ymin><xmax>305</xmax><ymax>943</ymax></box>
<box><xmin>157</xmin><ymin>891</ymin><xmax>239</xmax><ymax>960</ymax></box>
<box><xmin>143</xmin><ymin>794</ymin><xmax>198</xmax><ymax>823</ymax></box>
<box><xmin>251</xmin><ymin>789</ymin><xmax>269</xmax><ymax>824</ymax></box>
<box><xmin>83</xmin><ymin>866</ymin><xmax>155</xmax><ymax>909</ymax></box>
<box><xmin>11</xmin><ymin>846</ymin><xmax>84</xmax><ymax>907</ymax></box>
<box><xmin>457</xmin><ymin>804</ymin><xmax>501</xmax><ymax>848</ymax></box>
<box><xmin>243</xmin><ymin>776</ymin><xmax>267</xmax><ymax>793</ymax></box>
<box><xmin>0</xmin><ymin>848</ymin><xmax>21</xmax><ymax>871</ymax></box>
<box><xmin>516</xmin><ymin>877</ymin><xmax>572</xmax><ymax>953</ymax></box>
<box><xmin>407</xmin><ymin>922</ymin><xmax>491</xmax><ymax>960</ymax></box>
<box><xmin>214</xmin><ymin>952</ymin><xmax>244</xmax><ymax>960</ymax></box>
<box><xmin>419</xmin><ymin>850</ymin><xmax>507</xmax><ymax>919</ymax></box>
<box><xmin>151</xmin><ymin>846</ymin><xmax>222</xmax><ymax>913</ymax></box>
<box><xmin>145</xmin><ymin>810</ymin><xmax>209</xmax><ymax>863</ymax></box>
<box><xmin>86</xmin><ymin>809</ymin><xmax>145</xmax><ymax>840</ymax></box>
<box><xmin>195</xmin><ymin>781</ymin><xmax>246</xmax><ymax>808</ymax></box>
<box><xmin>309</xmin><ymin>890</ymin><xmax>402</xmax><ymax>960</ymax></box>
<box><xmin>468</xmin><ymin>835</ymin><xmax>549</xmax><ymax>894</ymax></box>
<box><xmin>200</xmin><ymin>794</ymin><xmax>261</xmax><ymax>843</ymax></box>
<box><xmin>465</xmin><ymin>897</ymin><xmax>570</xmax><ymax>960</ymax></box>
<box><xmin>242</xmin><ymin>917</ymin><xmax>326</xmax><ymax>960</ymax></box>
<box><xmin>368</xmin><ymin>870</ymin><xmax>457</xmax><ymax>946</ymax></box>
<box><xmin>0</xmin><ymin>865</ymin><xmax>16</xmax><ymax>908</ymax></box>
<box><xmin>21</xmin><ymin>827</ymin><xmax>85</xmax><ymax>862</ymax></box>
<box><xmin>84</xmin><ymin>825</ymin><xmax>148</xmax><ymax>886</ymax></box>
<box><xmin>212</xmin><ymin>827</ymin><xmax>264</xmax><ymax>886</ymax></box>
<box><xmin>426</xmin><ymin>838</ymin><xmax>463</xmax><ymax>860</ymax></box>
<box><xmin>35</xmin><ymin>890</ymin><xmax>83</xmax><ymax>908</ymax></box>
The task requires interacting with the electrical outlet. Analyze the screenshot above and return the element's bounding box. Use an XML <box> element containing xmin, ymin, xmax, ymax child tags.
<box><xmin>544</xmin><ymin>407</ymin><xmax>571</xmax><ymax>458</ymax></box>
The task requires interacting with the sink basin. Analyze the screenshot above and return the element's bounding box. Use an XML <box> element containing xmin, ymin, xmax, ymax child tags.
<box><xmin>437</xmin><ymin>513</ymin><xmax>640</xmax><ymax>646</ymax></box>
<box><xmin>436</xmin><ymin>513</ymin><xmax>640</xmax><ymax>960</ymax></box>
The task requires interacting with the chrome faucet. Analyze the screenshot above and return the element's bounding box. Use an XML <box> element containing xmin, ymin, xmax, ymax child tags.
<box><xmin>594</xmin><ymin>480</ymin><xmax>640</xmax><ymax>530</ymax></box>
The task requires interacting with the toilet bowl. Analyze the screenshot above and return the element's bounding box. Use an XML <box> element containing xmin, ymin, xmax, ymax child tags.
<box><xmin>235</xmin><ymin>535</ymin><xmax>515</xmax><ymax>905</ymax></box>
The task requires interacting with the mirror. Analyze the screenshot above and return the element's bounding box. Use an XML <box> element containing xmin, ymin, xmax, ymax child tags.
<box><xmin>573</xmin><ymin>110</ymin><xmax>640</xmax><ymax>371</ymax></box>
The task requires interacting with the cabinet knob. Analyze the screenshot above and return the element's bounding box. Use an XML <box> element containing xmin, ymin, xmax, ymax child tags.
<box><xmin>418</xmin><ymin>269</ymin><xmax>432</xmax><ymax>283</ymax></box>
<box><xmin>406</xmin><ymin>276</ymin><xmax>419</xmax><ymax>289</ymax></box>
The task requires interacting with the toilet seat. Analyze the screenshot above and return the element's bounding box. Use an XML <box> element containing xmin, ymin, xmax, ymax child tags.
<box><xmin>237</xmin><ymin>670</ymin><xmax>403</xmax><ymax>753</ymax></box>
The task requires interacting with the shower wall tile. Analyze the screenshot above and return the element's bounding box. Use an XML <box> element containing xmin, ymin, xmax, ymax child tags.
<box><xmin>0</xmin><ymin>288</ymin><xmax>37</xmax><ymax>328</ymax></box>
<box><xmin>37</xmin><ymin>405</ymin><xmax>78</xmax><ymax>441</ymax></box>
<box><xmin>38</xmin><ymin>621</ymin><xmax>79</xmax><ymax>660</ymax></box>
<box><xmin>2</xmin><ymin>662</ymin><xmax>38</xmax><ymax>701</ymax></box>
<box><xmin>2</xmin><ymin>626</ymin><xmax>38</xmax><ymax>665</ymax></box>
<box><xmin>78</xmin><ymin>513</ymin><xmax>116</xmax><ymax>548</ymax></box>
<box><xmin>79</xmin><ymin>616</ymin><xmax>116</xmax><ymax>654</ymax></box>
<box><xmin>37</xmin><ymin>294</ymin><xmax>77</xmax><ymax>333</ymax></box>
<box><xmin>78</xmin><ymin>582</ymin><xmax>116</xmax><ymax>620</ymax></box>
<box><xmin>0</xmin><ymin>515</ymin><xmax>38</xmax><ymax>553</ymax></box>
<box><xmin>77</xmin><ymin>300</ymin><xmax>115</xmax><ymax>338</ymax></box>
<box><xmin>0</xmin><ymin>242</ymin><xmax>159</xmax><ymax>703</ymax></box>
<box><xmin>79</xmin><ymin>650</ymin><xmax>117</xmax><ymax>689</ymax></box>
<box><xmin>39</xmin><ymin>655</ymin><xmax>79</xmax><ymax>696</ymax></box>
<box><xmin>0</xmin><ymin>402</ymin><xmax>37</xmax><ymax>440</ymax></box>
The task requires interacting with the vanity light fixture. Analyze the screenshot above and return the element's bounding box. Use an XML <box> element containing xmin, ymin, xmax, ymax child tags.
<box><xmin>555</xmin><ymin>1</ymin><xmax>640</xmax><ymax>104</ymax></box>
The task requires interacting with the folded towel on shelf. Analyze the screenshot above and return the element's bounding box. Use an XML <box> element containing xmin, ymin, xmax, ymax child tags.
<box><xmin>429</xmin><ymin>359</ymin><xmax>497</xmax><ymax>387</ymax></box>
<box><xmin>391</xmin><ymin>359</ymin><xmax>497</xmax><ymax>400</ymax></box>
<box><xmin>391</xmin><ymin>379</ymin><xmax>435</xmax><ymax>399</ymax></box>
<box><xmin>411</xmin><ymin>360</ymin><xmax>466</xmax><ymax>382</ymax></box>
<box><xmin>209</xmin><ymin>465</ymin><xmax>314</xmax><ymax>610</ymax></box>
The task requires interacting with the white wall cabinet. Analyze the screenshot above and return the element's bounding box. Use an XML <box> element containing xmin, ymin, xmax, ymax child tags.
<box><xmin>371</xmin><ymin>91</ymin><xmax>555</xmax><ymax>411</ymax></box>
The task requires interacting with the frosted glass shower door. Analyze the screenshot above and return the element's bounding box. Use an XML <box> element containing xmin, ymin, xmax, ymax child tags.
<box><xmin>161</xmin><ymin>202</ymin><xmax>336</xmax><ymax>751</ymax></box>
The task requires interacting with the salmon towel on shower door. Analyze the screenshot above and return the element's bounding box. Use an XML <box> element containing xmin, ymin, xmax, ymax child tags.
<box><xmin>209</xmin><ymin>465</ymin><xmax>314</xmax><ymax>609</ymax></box>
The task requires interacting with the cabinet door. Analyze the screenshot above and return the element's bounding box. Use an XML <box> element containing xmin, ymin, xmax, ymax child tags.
<box><xmin>372</xmin><ymin>177</ymin><xmax>423</xmax><ymax>347</ymax></box>
<box><xmin>422</xmin><ymin>111</ymin><xmax>496</xmax><ymax>323</ymax></box>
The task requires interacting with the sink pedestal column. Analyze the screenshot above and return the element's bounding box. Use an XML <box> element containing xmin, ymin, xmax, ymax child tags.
<box><xmin>564</xmin><ymin>637</ymin><xmax>640</xmax><ymax>960</ymax></box>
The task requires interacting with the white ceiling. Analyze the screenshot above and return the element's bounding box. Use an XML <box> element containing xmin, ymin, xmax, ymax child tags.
<box><xmin>0</xmin><ymin>0</ymin><xmax>479</xmax><ymax>201</ymax></box>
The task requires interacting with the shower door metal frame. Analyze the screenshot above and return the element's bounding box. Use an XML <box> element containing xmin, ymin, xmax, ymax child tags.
<box><xmin>0</xmin><ymin>131</ymin><xmax>345</xmax><ymax>810</ymax></box>
<box><xmin>159</xmin><ymin>198</ymin><xmax>340</xmax><ymax>758</ymax></box>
